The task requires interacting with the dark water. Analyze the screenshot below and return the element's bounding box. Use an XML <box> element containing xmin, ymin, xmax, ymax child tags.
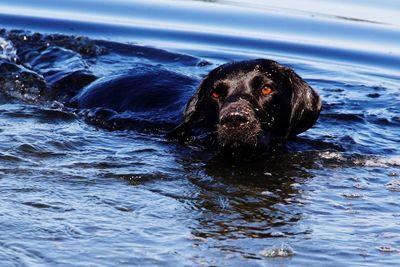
<box><xmin>1</xmin><ymin>0</ymin><xmax>400</xmax><ymax>266</ymax></box>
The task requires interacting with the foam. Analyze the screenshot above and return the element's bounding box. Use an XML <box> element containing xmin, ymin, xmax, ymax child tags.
<box><xmin>0</xmin><ymin>38</ymin><xmax>17</xmax><ymax>62</ymax></box>
<box><xmin>318</xmin><ymin>151</ymin><xmax>346</xmax><ymax>161</ymax></box>
<box><xmin>360</xmin><ymin>157</ymin><xmax>400</xmax><ymax>167</ymax></box>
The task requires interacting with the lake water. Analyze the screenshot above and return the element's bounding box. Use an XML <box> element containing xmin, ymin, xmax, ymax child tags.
<box><xmin>0</xmin><ymin>0</ymin><xmax>400</xmax><ymax>266</ymax></box>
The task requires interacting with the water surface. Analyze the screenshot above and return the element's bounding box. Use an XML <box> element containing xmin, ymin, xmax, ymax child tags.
<box><xmin>0</xmin><ymin>0</ymin><xmax>400</xmax><ymax>266</ymax></box>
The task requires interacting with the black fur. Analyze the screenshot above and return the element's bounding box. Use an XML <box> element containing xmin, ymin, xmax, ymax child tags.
<box><xmin>72</xmin><ymin>59</ymin><xmax>321</xmax><ymax>153</ymax></box>
<box><xmin>167</xmin><ymin>59</ymin><xmax>321</xmax><ymax>152</ymax></box>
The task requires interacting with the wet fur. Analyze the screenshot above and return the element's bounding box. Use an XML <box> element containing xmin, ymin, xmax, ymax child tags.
<box><xmin>73</xmin><ymin>59</ymin><xmax>321</xmax><ymax>153</ymax></box>
<box><xmin>167</xmin><ymin>59</ymin><xmax>321</xmax><ymax>152</ymax></box>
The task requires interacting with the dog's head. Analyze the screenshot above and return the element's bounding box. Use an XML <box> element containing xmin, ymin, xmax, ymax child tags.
<box><xmin>168</xmin><ymin>59</ymin><xmax>321</xmax><ymax>153</ymax></box>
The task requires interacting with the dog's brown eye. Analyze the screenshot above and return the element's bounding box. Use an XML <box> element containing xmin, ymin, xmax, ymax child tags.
<box><xmin>211</xmin><ymin>83</ymin><xmax>228</xmax><ymax>100</ymax></box>
<box><xmin>261</xmin><ymin>86</ymin><xmax>273</xmax><ymax>96</ymax></box>
<box><xmin>211</xmin><ymin>90</ymin><xmax>221</xmax><ymax>99</ymax></box>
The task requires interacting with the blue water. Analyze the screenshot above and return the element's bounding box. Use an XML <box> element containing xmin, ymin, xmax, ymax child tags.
<box><xmin>0</xmin><ymin>0</ymin><xmax>400</xmax><ymax>266</ymax></box>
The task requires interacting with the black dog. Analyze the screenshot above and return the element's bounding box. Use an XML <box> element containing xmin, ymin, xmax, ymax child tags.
<box><xmin>74</xmin><ymin>59</ymin><xmax>321</xmax><ymax>153</ymax></box>
<box><xmin>168</xmin><ymin>59</ymin><xmax>321</xmax><ymax>152</ymax></box>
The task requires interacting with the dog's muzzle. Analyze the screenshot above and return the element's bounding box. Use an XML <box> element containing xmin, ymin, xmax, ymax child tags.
<box><xmin>217</xmin><ymin>101</ymin><xmax>263</xmax><ymax>150</ymax></box>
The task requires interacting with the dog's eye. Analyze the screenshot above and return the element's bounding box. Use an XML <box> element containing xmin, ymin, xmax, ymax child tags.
<box><xmin>211</xmin><ymin>83</ymin><xmax>228</xmax><ymax>100</ymax></box>
<box><xmin>211</xmin><ymin>90</ymin><xmax>221</xmax><ymax>99</ymax></box>
<box><xmin>261</xmin><ymin>86</ymin><xmax>273</xmax><ymax>96</ymax></box>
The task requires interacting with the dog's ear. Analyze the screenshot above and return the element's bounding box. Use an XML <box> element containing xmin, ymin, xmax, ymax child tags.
<box><xmin>166</xmin><ymin>77</ymin><xmax>208</xmax><ymax>140</ymax></box>
<box><xmin>283</xmin><ymin>67</ymin><xmax>321</xmax><ymax>137</ymax></box>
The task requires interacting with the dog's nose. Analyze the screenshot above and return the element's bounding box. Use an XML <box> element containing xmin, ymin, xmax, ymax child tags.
<box><xmin>220</xmin><ymin>112</ymin><xmax>249</xmax><ymax>128</ymax></box>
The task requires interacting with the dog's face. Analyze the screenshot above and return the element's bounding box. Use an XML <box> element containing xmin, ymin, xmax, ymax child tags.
<box><xmin>201</xmin><ymin>62</ymin><xmax>292</xmax><ymax>152</ymax></box>
<box><xmin>168</xmin><ymin>59</ymin><xmax>321</xmax><ymax>153</ymax></box>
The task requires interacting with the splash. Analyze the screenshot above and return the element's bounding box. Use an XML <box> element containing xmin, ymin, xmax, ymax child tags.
<box><xmin>260</xmin><ymin>243</ymin><xmax>295</xmax><ymax>258</ymax></box>
<box><xmin>357</xmin><ymin>156</ymin><xmax>400</xmax><ymax>167</ymax></box>
<box><xmin>0</xmin><ymin>37</ymin><xmax>18</xmax><ymax>62</ymax></box>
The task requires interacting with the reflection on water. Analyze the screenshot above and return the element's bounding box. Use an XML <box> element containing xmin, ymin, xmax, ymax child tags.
<box><xmin>0</xmin><ymin>0</ymin><xmax>400</xmax><ymax>266</ymax></box>
<box><xmin>188</xmin><ymin>154</ymin><xmax>310</xmax><ymax>240</ymax></box>
<box><xmin>1</xmin><ymin>0</ymin><xmax>400</xmax><ymax>73</ymax></box>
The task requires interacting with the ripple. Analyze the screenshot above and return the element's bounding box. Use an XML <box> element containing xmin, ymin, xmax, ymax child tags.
<box><xmin>16</xmin><ymin>143</ymin><xmax>66</xmax><ymax>157</ymax></box>
<box><xmin>342</xmin><ymin>192</ymin><xmax>363</xmax><ymax>199</ymax></box>
<box><xmin>4</xmin><ymin>29</ymin><xmax>107</xmax><ymax>58</ymax></box>
<box><xmin>23</xmin><ymin>201</ymin><xmax>75</xmax><ymax>212</ymax></box>
<box><xmin>392</xmin><ymin>116</ymin><xmax>400</xmax><ymax>124</ymax></box>
<box><xmin>22</xmin><ymin>201</ymin><xmax>52</xmax><ymax>209</ymax></box>
<box><xmin>0</xmin><ymin>152</ymin><xmax>22</xmax><ymax>162</ymax></box>
<box><xmin>376</xmin><ymin>245</ymin><xmax>398</xmax><ymax>253</ymax></box>
<box><xmin>0</xmin><ymin>2</ymin><xmax>399</xmax><ymax>266</ymax></box>
<box><xmin>321</xmin><ymin>113</ymin><xmax>365</xmax><ymax>122</ymax></box>
<box><xmin>385</xmin><ymin>179</ymin><xmax>400</xmax><ymax>192</ymax></box>
<box><xmin>36</xmin><ymin>108</ymin><xmax>78</xmax><ymax>121</ymax></box>
<box><xmin>366</xmin><ymin>93</ymin><xmax>381</xmax><ymax>98</ymax></box>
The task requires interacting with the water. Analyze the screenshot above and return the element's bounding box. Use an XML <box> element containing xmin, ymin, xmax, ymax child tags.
<box><xmin>0</xmin><ymin>0</ymin><xmax>400</xmax><ymax>266</ymax></box>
